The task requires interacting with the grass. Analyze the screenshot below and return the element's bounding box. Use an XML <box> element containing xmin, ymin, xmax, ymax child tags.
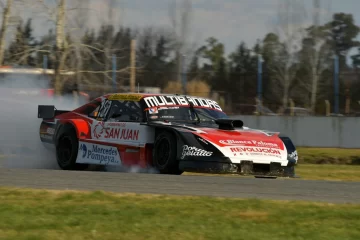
<box><xmin>295</xmin><ymin>164</ymin><xmax>360</xmax><ymax>181</ymax></box>
<box><xmin>0</xmin><ymin>187</ymin><xmax>359</xmax><ymax>240</ymax></box>
<box><xmin>184</xmin><ymin>163</ymin><xmax>360</xmax><ymax>181</ymax></box>
<box><xmin>297</xmin><ymin>147</ymin><xmax>360</xmax><ymax>165</ymax></box>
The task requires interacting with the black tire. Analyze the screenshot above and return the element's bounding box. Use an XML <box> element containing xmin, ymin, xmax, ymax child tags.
<box><xmin>152</xmin><ymin>131</ymin><xmax>183</xmax><ymax>175</ymax></box>
<box><xmin>56</xmin><ymin>127</ymin><xmax>88</xmax><ymax>170</ymax></box>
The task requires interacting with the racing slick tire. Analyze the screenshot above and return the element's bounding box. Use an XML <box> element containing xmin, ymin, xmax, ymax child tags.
<box><xmin>56</xmin><ymin>127</ymin><xmax>88</xmax><ymax>171</ymax></box>
<box><xmin>152</xmin><ymin>131</ymin><xmax>183</xmax><ymax>175</ymax></box>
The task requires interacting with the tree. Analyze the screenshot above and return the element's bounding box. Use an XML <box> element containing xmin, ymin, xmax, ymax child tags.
<box><xmin>228</xmin><ymin>41</ymin><xmax>256</xmax><ymax>104</ymax></box>
<box><xmin>261</xmin><ymin>33</ymin><xmax>281</xmax><ymax>105</ymax></box>
<box><xmin>197</xmin><ymin>37</ymin><xmax>228</xmax><ymax>91</ymax></box>
<box><xmin>271</xmin><ymin>0</ymin><xmax>307</xmax><ymax>109</ymax></box>
<box><xmin>0</xmin><ymin>0</ymin><xmax>14</xmax><ymax>66</ymax></box>
<box><xmin>5</xmin><ymin>18</ymin><xmax>37</xmax><ymax>66</ymax></box>
<box><xmin>327</xmin><ymin>13</ymin><xmax>360</xmax><ymax>70</ymax></box>
<box><xmin>300</xmin><ymin>0</ymin><xmax>333</xmax><ymax>112</ymax></box>
<box><xmin>53</xmin><ymin>0</ymin><xmax>65</xmax><ymax>96</ymax></box>
<box><xmin>168</xmin><ymin>0</ymin><xmax>197</xmax><ymax>89</ymax></box>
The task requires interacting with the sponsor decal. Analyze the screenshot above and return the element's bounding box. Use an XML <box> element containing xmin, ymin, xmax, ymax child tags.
<box><xmin>144</xmin><ymin>95</ymin><xmax>222</xmax><ymax>111</ymax></box>
<box><xmin>148</xmin><ymin>107</ymin><xmax>158</xmax><ymax>114</ymax></box>
<box><xmin>46</xmin><ymin>128</ymin><xmax>55</xmax><ymax>135</ymax></box>
<box><xmin>40</xmin><ymin>134</ymin><xmax>53</xmax><ymax>140</ymax></box>
<box><xmin>97</xmin><ymin>99</ymin><xmax>112</xmax><ymax>118</ymax></box>
<box><xmin>181</xmin><ymin>145</ymin><xmax>213</xmax><ymax>159</ymax></box>
<box><xmin>108</xmin><ymin>93</ymin><xmax>143</xmax><ymax>101</ymax></box>
<box><xmin>77</xmin><ymin>142</ymin><xmax>121</xmax><ymax>165</ymax></box>
<box><xmin>288</xmin><ymin>150</ymin><xmax>298</xmax><ymax>161</ymax></box>
<box><xmin>92</xmin><ymin>122</ymin><xmax>139</xmax><ymax>141</ymax></box>
<box><xmin>107</xmin><ymin>122</ymin><xmax>126</xmax><ymax>127</ymax></box>
<box><xmin>230</xmin><ymin>146</ymin><xmax>282</xmax><ymax>158</ymax></box>
<box><xmin>219</xmin><ymin>139</ymin><xmax>280</xmax><ymax>149</ymax></box>
<box><xmin>159</xmin><ymin>106</ymin><xmax>179</xmax><ymax>110</ymax></box>
<box><xmin>219</xmin><ymin>140</ymin><xmax>253</xmax><ymax>145</ymax></box>
<box><xmin>197</xmin><ymin>137</ymin><xmax>208</xmax><ymax>145</ymax></box>
<box><xmin>93</xmin><ymin>122</ymin><xmax>105</xmax><ymax>139</ymax></box>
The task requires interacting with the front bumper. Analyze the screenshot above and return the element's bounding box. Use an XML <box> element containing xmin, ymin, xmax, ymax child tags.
<box><xmin>179</xmin><ymin>157</ymin><xmax>297</xmax><ymax>177</ymax></box>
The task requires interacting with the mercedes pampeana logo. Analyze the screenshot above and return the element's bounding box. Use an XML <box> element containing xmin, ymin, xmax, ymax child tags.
<box><xmin>79</xmin><ymin>144</ymin><xmax>87</xmax><ymax>158</ymax></box>
<box><xmin>93</xmin><ymin>122</ymin><xmax>105</xmax><ymax>139</ymax></box>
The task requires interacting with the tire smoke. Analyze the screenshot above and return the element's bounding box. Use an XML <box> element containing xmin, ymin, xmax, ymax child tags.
<box><xmin>0</xmin><ymin>76</ymin><xmax>159</xmax><ymax>174</ymax></box>
<box><xmin>0</xmin><ymin>76</ymin><xmax>82</xmax><ymax>170</ymax></box>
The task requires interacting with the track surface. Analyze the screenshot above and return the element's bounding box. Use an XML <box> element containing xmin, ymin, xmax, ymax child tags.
<box><xmin>0</xmin><ymin>96</ymin><xmax>359</xmax><ymax>204</ymax></box>
<box><xmin>0</xmin><ymin>167</ymin><xmax>359</xmax><ymax>204</ymax></box>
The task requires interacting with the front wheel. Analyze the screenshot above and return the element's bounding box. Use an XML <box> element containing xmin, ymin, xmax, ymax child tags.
<box><xmin>56</xmin><ymin>129</ymin><xmax>88</xmax><ymax>170</ymax></box>
<box><xmin>152</xmin><ymin>131</ymin><xmax>183</xmax><ymax>175</ymax></box>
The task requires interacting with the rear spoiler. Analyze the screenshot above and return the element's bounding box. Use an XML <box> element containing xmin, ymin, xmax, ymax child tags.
<box><xmin>38</xmin><ymin>105</ymin><xmax>69</xmax><ymax>119</ymax></box>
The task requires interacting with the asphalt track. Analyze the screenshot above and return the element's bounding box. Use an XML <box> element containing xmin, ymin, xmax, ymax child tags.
<box><xmin>0</xmin><ymin>95</ymin><xmax>359</xmax><ymax>204</ymax></box>
<box><xmin>0</xmin><ymin>166</ymin><xmax>359</xmax><ymax>204</ymax></box>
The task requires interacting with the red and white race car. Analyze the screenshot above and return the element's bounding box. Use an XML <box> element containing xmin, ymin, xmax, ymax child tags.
<box><xmin>38</xmin><ymin>93</ymin><xmax>298</xmax><ymax>177</ymax></box>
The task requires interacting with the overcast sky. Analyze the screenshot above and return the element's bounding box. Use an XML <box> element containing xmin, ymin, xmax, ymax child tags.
<box><xmin>13</xmin><ymin>0</ymin><xmax>360</xmax><ymax>59</ymax></box>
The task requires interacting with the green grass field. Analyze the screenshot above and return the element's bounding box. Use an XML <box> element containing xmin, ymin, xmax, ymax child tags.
<box><xmin>0</xmin><ymin>187</ymin><xmax>359</xmax><ymax>240</ymax></box>
<box><xmin>183</xmin><ymin>148</ymin><xmax>360</xmax><ymax>181</ymax></box>
<box><xmin>297</xmin><ymin>147</ymin><xmax>360</xmax><ymax>165</ymax></box>
<box><xmin>295</xmin><ymin>164</ymin><xmax>360</xmax><ymax>181</ymax></box>
<box><xmin>184</xmin><ymin>163</ymin><xmax>360</xmax><ymax>181</ymax></box>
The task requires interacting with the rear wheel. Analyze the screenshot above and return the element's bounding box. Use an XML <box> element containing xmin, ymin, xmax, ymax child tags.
<box><xmin>152</xmin><ymin>131</ymin><xmax>183</xmax><ymax>175</ymax></box>
<box><xmin>56</xmin><ymin>128</ymin><xmax>88</xmax><ymax>170</ymax></box>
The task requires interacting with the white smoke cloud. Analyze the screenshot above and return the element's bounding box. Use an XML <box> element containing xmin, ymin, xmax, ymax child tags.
<box><xmin>0</xmin><ymin>73</ymin><xmax>159</xmax><ymax>174</ymax></box>
<box><xmin>0</xmin><ymin>74</ymin><xmax>79</xmax><ymax>170</ymax></box>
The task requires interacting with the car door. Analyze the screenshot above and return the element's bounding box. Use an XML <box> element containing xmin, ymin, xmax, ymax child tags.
<box><xmin>89</xmin><ymin>98</ymin><xmax>155</xmax><ymax>166</ymax></box>
<box><xmin>75</xmin><ymin>98</ymin><xmax>124</xmax><ymax>167</ymax></box>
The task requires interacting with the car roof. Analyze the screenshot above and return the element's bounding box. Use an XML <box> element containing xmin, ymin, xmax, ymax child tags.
<box><xmin>102</xmin><ymin>92</ymin><xmax>216</xmax><ymax>100</ymax></box>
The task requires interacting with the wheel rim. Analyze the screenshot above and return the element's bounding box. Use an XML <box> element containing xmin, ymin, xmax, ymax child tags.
<box><xmin>156</xmin><ymin>138</ymin><xmax>170</xmax><ymax>167</ymax></box>
<box><xmin>57</xmin><ymin>136</ymin><xmax>72</xmax><ymax>166</ymax></box>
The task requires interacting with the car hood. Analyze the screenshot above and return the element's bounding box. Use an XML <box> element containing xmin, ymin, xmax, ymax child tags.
<box><xmin>192</xmin><ymin>126</ymin><xmax>289</xmax><ymax>162</ymax></box>
<box><xmin>194</xmin><ymin>127</ymin><xmax>284</xmax><ymax>148</ymax></box>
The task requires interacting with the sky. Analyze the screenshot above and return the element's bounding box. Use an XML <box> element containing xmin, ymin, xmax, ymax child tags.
<box><xmin>104</xmin><ymin>0</ymin><xmax>360</xmax><ymax>57</ymax></box>
<box><xmin>8</xmin><ymin>0</ymin><xmax>360</xmax><ymax>60</ymax></box>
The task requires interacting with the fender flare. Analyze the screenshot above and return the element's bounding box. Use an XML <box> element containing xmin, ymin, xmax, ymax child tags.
<box><xmin>54</xmin><ymin>119</ymin><xmax>90</xmax><ymax>146</ymax></box>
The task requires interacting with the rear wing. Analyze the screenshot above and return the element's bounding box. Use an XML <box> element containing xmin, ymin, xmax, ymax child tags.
<box><xmin>38</xmin><ymin>105</ymin><xmax>69</xmax><ymax>119</ymax></box>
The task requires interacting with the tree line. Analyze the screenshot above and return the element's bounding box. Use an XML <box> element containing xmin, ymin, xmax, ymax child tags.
<box><xmin>3</xmin><ymin>12</ymin><xmax>360</xmax><ymax>115</ymax></box>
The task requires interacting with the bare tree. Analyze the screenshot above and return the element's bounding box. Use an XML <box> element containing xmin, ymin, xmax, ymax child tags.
<box><xmin>271</xmin><ymin>0</ymin><xmax>307</xmax><ymax>109</ymax></box>
<box><xmin>0</xmin><ymin>0</ymin><xmax>14</xmax><ymax>66</ymax></box>
<box><xmin>5</xmin><ymin>0</ymin><xmax>131</xmax><ymax>94</ymax></box>
<box><xmin>52</xmin><ymin>0</ymin><xmax>65</xmax><ymax>96</ymax></box>
<box><xmin>168</xmin><ymin>0</ymin><xmax>195</xmax><ymax>83</ymax></box>
<box><xmin>66</xmin><ymin>0</ymin><xmax>90</xmax><ymax>92</ymax></box>
<box><xmin>306</xmin><ymin>0</ymin><xmax>333</xmax><ymax>112</ymax></box>
<box><xmin>98</xmin><ymin>0</ymin><xmax>117</xmax><ymax>92</ymax></box>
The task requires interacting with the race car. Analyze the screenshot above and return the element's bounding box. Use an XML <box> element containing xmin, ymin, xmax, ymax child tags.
<box><xmin>37</xmin><ymin>93</ymin><xmax>298</xmax><ymax>177</ymax></box>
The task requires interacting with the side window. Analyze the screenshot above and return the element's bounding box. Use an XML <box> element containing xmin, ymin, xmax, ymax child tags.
<box><xmin>89</xmin><ymin>105</ymin><xmax>101</xmax><ymax>118</ymax></box>
<box><xmin>89</xmin><ymin>99</ymin><xmax>112</xmax><ymax>119</ymax></box>
<box><xmin>107</xmin><ymin>100</ymin><xmax>143</xmax><ymax>122</ymax></box>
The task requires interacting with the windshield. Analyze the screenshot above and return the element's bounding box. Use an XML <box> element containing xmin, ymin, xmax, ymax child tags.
<box><xmin>146</xmin><ymin>106</ymin><xmax>228</xmax><ymax>124</ymax></box>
